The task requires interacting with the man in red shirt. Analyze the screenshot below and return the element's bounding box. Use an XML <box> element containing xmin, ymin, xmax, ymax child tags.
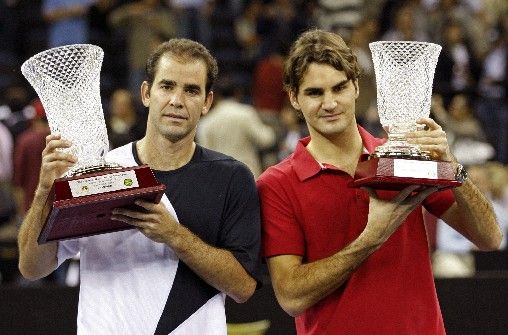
<box><xmin>256</xmin><ymin>29</ymin><xmax>503</xmax><ymax>335</ymax></box>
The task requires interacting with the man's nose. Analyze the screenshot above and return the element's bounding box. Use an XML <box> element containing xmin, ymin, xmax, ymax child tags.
<box><xmin>322</xmin><ymin>92</ymin><xmax>338</xmax><ymax>110</ymax></box>
<box><xmin>169</xmin><ymin>89</ymin><xmax>184</xmax><ymax>107</ymax></box>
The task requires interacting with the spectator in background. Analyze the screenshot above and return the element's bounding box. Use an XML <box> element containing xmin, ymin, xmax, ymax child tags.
<box><xmin>349</xmin><ymin>18</ymin><xmax>378</xmax><ymax>124</ymax></box>
<box><xmin>425</xmin><ymin>0</ymin><xmax>490</xmax><ymax>58</ymax></box>
<box><xmin>251</xmin><ymin>41</ymin><xmax>289</xmax><ymax>169</ymax></box>
<box><xmin>199</xmin><ymin>77</ymin><xmax>276</xmax><ymax>178</ymax></box>
<box><xmin>0</xmin><ymin>121</ymin><xmax>13</xmax><ymax>183</ymax></box>
<box><xmin>1</xmin><ymin>85</ymin><xmax>32</xmax><ymax>140</ymax></box>
<box><xmin>234</xmin><ymin>0</ymin><xmax>263</xmax><ymax>67</ymax></box>
<box><xmin>12</xmin><ymin>99</ymin><xmax>49</xmax><ymax>214</ymax></box>
<box><xmin>109</xmin><ymin>0</ymin><xmax>176</xmax><ymax>100</ymax></box>
<box><xmin>0</xmin><ymin>119</ymin><xmax>17</xmax><ymax>285</ymax></box>
<box><xmin>42</xmin><ymin>0</ymin><xmax>95</xmax><ymax>47</ymax></box>
<box><xmin>382</xmin><ymin>3</ymin><xmax>429</xmax><ymax>41</ymax></box>
<box><xmin>431</xmin><ymin>93</ymin><xmax>494</xmax><ymax>166</ymax></box>
<box><xmin>256</xmin><ymin>0</ymin><xmax>307</xmax><ymax>58</ymax></box>
<box><xmin>434</xmin><ymin>20</ymin><xmax>479</xmax><ymax>101</ymax></box>
<box><xmin>475</xmin><ymin>11</ymin><xmax>508</xmax><ymax>164</ymax></box>
<box><xmin>88</xmin><ymin>0</ymin><xmax>119</xmax><ymax>96</ymax></box>
<box><xmin>314</xmin><ymin>0</ymin><xmax>365</xmax><ymax>41</ymax></box>
<box><xmin>277</xmin><ymin>102</ymin><xmax>308</xmax><ymax>161</ymax></box>
<box><xmin>106</xmin><ymin>88</ymin><xmax>145</xmax><ymax>149</ymax></box>
<box><xmin>0</xmin><ymin>120</ymin><xmax>14</xmax><ymax>225</ymax></box>
<box><xmin>169</xmin><ymin>0</ymin><xmax>210</xmax><ymax>45</ymax></box>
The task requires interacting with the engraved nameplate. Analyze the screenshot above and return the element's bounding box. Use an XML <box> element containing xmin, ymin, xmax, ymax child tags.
<box><xmin>68</xmin><ymin>170</ymin><xmax>139</xmax><ymax>197</ymax></box>
<box><xmin>393</xmin><ymin>159</ymin><xmax>438</xmax><ymax>179</ymax></box>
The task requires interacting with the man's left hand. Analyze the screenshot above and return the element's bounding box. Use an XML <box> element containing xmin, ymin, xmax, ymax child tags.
<box><xmin>406</xmin><ymin>117</ymin><xmax>454</xmax><ymax>161</ymax></box>
<box><xmin>111</xmin><ymin>200</ymin><xmax>178</xmax><ymax>243</ymax></box>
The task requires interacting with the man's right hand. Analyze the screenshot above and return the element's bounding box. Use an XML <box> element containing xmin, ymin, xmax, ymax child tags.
<box><xmin>362</xmin><ymin>185</ymin><xmax>438</xmax><ymax>245</ymax></box>
<box><xmin>37</xmin><ymin>134</ymin><xmax>77</xmax><ymax>195</ymax></box>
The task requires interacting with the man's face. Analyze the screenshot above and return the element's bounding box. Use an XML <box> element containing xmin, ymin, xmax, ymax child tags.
<box><xmin>290</xmin><ymin>63</ymin><xmax>358</xmax><ymax>140</ymax></box>
<box><xmin>141</xmin><ymin>54</ymin><xmax>213</xmax><ymax>143</ymax></box>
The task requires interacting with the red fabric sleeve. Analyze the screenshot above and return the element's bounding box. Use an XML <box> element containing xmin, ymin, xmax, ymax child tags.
<box><xmin>257</xmin><ymin>171</ymin><xmax>305</xmax><ymax>258</ymax></box>
<box><xmin>423</xmin><ymin>188</ymin><xmax>455</xmax><ymax>218</ymax></box>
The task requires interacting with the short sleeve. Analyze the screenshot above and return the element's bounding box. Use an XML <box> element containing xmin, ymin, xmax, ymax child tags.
<box><xmin>217</xmin><ymin>164</ymin><xmax>261</xmax><ymax>281</ymax></box>
<box><xmin>423</xmin><ymin>188</ymin><xmax>455</xmax><ymax>218</ymax></box>
<box><xmin>57</xmin><ymin>239</ymin><xmax>79</xmax><ymax>267</ymax></box>
<box><xmin>257</xmin><ymin>169</ymin><xmax>305</xmax><ymax>258</ymax></box>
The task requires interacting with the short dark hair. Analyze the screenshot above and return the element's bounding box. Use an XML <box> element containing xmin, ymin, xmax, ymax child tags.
<box><xmin>145</xmin><ymin>38</ymin><xmax>219</xmax><ymax>94</ymax></box>
<box><xmin>284</xmin><ymin>29</ymin><xmax>361</xmax><ymax>94</ymax></box>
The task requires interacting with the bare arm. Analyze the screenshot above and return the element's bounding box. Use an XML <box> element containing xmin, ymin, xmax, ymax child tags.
<box><xmin>18</xmin><ymin>134</ymin><xmax>77</xmax><ymax>280</ymax></box>
<box><xmin>268</xmin><ymin>186</ymin><xmax>437</xmax><ymax>316</ymax></box>
<box><xmin>18</xmin><ymin>190</ymin><xmax>58</xmax><ymax>280</ymax></box>
<box><xmin>407</xmin><ymin>117</ymin><xmax>503</xmax><ymax>250</ymax></box>
<box><xmin>441</xmin><ymin>179</ymin><xmax>502</xmax><ymax>250</ymax></box>
<box><xmin>112</xmin><ymin>200</ymin><xmax>257</xmax><ymax>303</ymax></box>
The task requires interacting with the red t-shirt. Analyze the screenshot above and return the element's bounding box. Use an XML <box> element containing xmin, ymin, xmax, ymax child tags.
<box><xmin>257</xmin><ymin>127</ymin><xmax>454</xmax><ymax>335</ymax></box>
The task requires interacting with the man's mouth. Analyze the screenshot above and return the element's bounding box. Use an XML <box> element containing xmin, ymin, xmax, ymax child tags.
<box><xmin>164</xmin><ymin>113</ymin><xmax>188</xmax><ymax>120</ymax></box>
<box><xmin>321</xmin><ymin>112</ymin><xmax>342</xmax><ymax>120</ymax></box>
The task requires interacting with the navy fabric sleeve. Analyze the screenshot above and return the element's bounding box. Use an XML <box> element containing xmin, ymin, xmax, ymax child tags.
<box><xmin>218</xmin><ymin>163</ymin><xmax>262</xmax><ymax>282</ymax></box>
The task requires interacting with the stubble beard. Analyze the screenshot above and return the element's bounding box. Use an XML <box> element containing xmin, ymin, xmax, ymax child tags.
<box><xmin>162</xmin><ymin>128</ymin><xmax>189</xmax><ymax>143</ymax></box>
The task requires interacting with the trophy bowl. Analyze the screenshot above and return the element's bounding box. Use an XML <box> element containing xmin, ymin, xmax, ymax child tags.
<box><xmin>21</xmin><ymin>44</ymin><xmax>113</xmax><ymax>175</ymax></box>
<box><xmin>351</xmin><ymin>41</ymin><xmax>461</xmax><ymax>190</ymax></box>
<box><xmin>21</xmin><ymin>44</ymin><xmax>165</xmax><ymax>243</ymax></box>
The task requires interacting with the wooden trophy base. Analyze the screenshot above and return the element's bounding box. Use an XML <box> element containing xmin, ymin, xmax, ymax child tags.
<box><xmin>351</xmin><ymin>157</ymin><xmax>462</xmax><ymax>190</ymax></box>
<box><xmin>38</xmin><ymin>165</ymin><xmax>166</xmax><ymax>244</ymax></box>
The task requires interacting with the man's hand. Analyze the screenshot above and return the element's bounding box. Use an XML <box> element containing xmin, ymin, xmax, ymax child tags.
<box><xmin>38</xmin><ymin>134</ymin><xmax>77</xmax><ymax>194</ymax></box>
<box><xmin>362</xmin><ymin>185</ymin><xmax>438</xmax><ymax>244</ymax></box>
<box><xmin>405</xmin><ymin>117</ymin><xmax>453</xmax><ymax>161</ymax></box>
<box><xmin>111</xmin><ymin>200</ymin><xmax>178</xmax><ymax>244</ymax></box>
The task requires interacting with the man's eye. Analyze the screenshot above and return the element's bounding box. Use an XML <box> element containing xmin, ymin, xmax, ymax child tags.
<box><xmin>307</xmin><ymin>90</ymin><xmax>321</xmax><ymax>96</ymax></box>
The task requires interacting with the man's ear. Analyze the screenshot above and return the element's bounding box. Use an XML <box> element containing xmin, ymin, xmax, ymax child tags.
<box><xmin>354</xmin><ymin>80</ymin><xmax>359</xmax><ymax>99</ymax></box>
<box><xmin>202</xmin><ymin>91</ymin><xmax>214</xmax><ymax>116</ymax></box>
<box><xmin>289</xmin><ymin>91</ymin><xmax>300</xmax><ymax>110</ymax></box>
<box><xmin>140</xmin><ymin>81</ymin><xmax>150</xmax><ymax>107</ymax></box>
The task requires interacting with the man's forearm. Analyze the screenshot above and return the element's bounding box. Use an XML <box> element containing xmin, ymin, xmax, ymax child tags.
<box><xmin>450</xmin><ymin>179</ymin><xmax>503</xmax><ymax>250</ymax></box>
<box><xmin>167</xmin><ymin>225</ymin><xmax>257</xmax><ymax>303</ymax></box>
<box><xmin>269</xmin><ymin>232</ymin><xmax>382</xmax><ymax>316</ymax></box>
<box><xmin>18</xmin><ymin>191</ymin><xmax>58</xmax><ymax>280</ymax></box>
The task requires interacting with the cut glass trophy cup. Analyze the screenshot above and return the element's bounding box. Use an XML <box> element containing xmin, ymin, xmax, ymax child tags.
<box><xmin>21</xmin><ymin>44</ymin><xmax>165</xmax><ymax>243</ymax></box>
<box><xmin>351</xmin><ymin>41</ymin><xmax>462</xmax><ymax>190</ymax></box>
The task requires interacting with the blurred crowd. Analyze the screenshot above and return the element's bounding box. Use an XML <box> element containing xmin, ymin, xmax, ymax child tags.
<box><xmin>0</xmin><ymin>0</ymin><xmax>507</xmax><ymax>284</ymax></box>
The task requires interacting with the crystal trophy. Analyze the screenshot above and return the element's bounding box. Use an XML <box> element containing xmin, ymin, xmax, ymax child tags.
<box><xmin>352</xmin><ymin>41</ymin><xmax>461</xmax><ymax>190</ymax></box>
<box><xmin>21</xmin><ymin>44</ymin><xmax>165</xmax><ymax>243</ymax></box>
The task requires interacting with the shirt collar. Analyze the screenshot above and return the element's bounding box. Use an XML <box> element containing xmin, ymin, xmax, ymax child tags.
<box><xmin>292</xmin><ymin>125</ymin><xmax>386</xmax><ymax>181</ymax></box>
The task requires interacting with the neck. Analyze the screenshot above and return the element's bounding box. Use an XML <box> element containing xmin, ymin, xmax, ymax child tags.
<box><xmin>136</xmin><ymin>134</ymin><xmax>196</xmax><ymax>171</ymax></box>
<box><xmin>306</xmin><ymin>126</ymin><xmax>364</xmax><ymax>175</ymax></box>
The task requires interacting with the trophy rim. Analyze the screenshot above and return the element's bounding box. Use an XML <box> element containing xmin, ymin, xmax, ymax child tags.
<box><xmin>368</xmin><ymin>40</ymin><xmax>442</xmax><ymax>49</ymax></box>
<box><xmin>21</xmin><ymin>44</ymin><xmax>104</xmax><ymax>74</ymax></box>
